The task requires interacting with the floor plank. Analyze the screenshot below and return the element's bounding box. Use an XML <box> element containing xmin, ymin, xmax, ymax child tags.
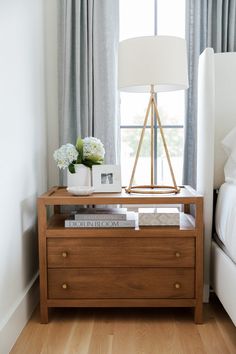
<box><xmin>211</xmin><ymin>297</ymin><xmax>236</xmax><ymax>354</ymax></box>
<box><xmin>10</xmin><ymin>295</ymin><xmax>236</xmax><ymax>354</ymax></box>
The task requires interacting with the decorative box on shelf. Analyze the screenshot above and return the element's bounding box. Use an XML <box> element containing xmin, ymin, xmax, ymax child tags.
<box><xmin>138</xmin><ymin>207</ymin><xmax>180</xmax><ymax>226</ymax></box>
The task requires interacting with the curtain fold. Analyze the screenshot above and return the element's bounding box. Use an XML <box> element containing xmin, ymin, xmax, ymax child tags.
<box><xmin>183</xmin><ymin>0</ymin><xmax>236</xmax><ymax>187</ymax></box>
<box><xmin>58</xmin><ymin>0</ymin><xmax>119</xmax><ymax>184</ymax></box>
<box><xmin>183</xmin><ymin>0</ymin><xmax>207</xmax><ymax>188</ymax></box>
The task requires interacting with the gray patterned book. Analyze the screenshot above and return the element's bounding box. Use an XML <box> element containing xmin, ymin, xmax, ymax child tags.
<box><xmin>74</xmin><ymin>207</ymin><xmax>127</xmax><ymax>220</ymax></box>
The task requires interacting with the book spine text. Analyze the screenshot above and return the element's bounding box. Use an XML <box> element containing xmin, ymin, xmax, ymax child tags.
<box><xmin>65</xmin><ymin>220</ymin><xmax>135</xmax><ymax>228</ymax></box>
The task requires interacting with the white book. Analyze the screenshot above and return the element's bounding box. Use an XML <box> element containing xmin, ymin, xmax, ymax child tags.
<box><xmin>65</xmin><ymin>212</ymin><xmax>137</xmax><ymax>228</ymax></box>
<box><xmin>138</xmin><ymin>208</ymin><xmax>180</xmax><ymax>226</ymax></box>
<box><xmin>74</xmin><ymin>207</ymin><xmax>127</xmax><ymax>220</ymax></box>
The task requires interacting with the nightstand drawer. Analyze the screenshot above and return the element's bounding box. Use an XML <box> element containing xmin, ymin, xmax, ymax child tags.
<box><xmin>47</xmin><ymin>237</ymin><xmax>195</xmax><ymax>268</ymax></box>
<box><xmin>48</xmin><ymin>268</ymin><xmax>194</xmax><ymax>299</ymax></box>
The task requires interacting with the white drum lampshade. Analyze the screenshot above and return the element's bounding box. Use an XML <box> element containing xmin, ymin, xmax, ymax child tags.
<box><xmin>118</xmin><ymin>36</ymin><xmax>188</xmax><ymax>93</ymax></box>
<box><xmin>118</xmin><ymin>36</ymin><xmax>189</xmax><ymax>194</ymax></box>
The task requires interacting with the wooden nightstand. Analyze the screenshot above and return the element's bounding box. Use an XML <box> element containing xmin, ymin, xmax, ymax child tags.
<box><xmin>38</xmin><ymin>186</ymin><xmax>203</xmax><ymax>324</ymax></box>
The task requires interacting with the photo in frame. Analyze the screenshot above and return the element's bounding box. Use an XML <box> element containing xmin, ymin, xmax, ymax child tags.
<box><xmin>92</xmin><ymin>165</ymin><xmax>122</xmax><ymax>192</ymax></box>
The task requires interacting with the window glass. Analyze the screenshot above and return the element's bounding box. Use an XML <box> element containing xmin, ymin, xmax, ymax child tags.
<box><xmin>156</xmin><ymin>128</ymin><xmax>184</xmax><ymax>185</ymax></box>
<box><xmin>157</xmin><ymin>91</ymin><xmax>185</xmax><ymax>126</ymax></box>
<box><xmin>121</xmin><ymin>128</ymin><xmax>151</xmax><ymax>186</ymax></box>
<box><xmin>119</xmin><ymin>0</ymin><xmax>154</xmax><ymax>41</ymax></box>
<box><xmin>157</xmin><ymin>128</ymin><xmax>183</xmax><ymax>185</ymax></box>
<box><xmin>157</xmin><ymin>0</ymin><xmax>185</xmax><ymax>38</ymax></box>
<box><xmin>120</xmin><ymin>93</ymin><xmax>150</xmax><ymax>126</ymax></box>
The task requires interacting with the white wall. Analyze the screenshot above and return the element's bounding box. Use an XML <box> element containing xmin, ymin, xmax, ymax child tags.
<box><xmin>0</xmin><ymin>1</ymin><xmax>47</xmax><ymax>353</ymax></box>
<box><xmin>45</xmin><ymin>0</ymin><xmax>59</xmax><ymax>188</ymax></box>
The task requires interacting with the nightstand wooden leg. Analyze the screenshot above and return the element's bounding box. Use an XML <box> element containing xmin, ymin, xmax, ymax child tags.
<box><xmin>40</xmin><ymin>304</ymin><xmax>48</xmax><ymax>324</ymax></box>
<box><xmin>194</xmin><ymin>302</ymin><xmax>203</xmax><ymax>324</ymax></box>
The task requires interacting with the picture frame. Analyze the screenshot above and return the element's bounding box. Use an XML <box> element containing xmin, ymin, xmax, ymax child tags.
<box><xmin>92</xmin><ymin>165</ymin><xmax>122</xmax><ymax>193</ymax></box>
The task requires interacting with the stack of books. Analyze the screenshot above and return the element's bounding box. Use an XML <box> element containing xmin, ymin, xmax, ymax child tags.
<box><xmin>65</xmin><ymin>208</ymin><xmax>137</xmax><ymax>228</ymax></box>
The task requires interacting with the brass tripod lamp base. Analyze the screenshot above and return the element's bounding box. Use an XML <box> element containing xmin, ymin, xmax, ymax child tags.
<box><xmin>125</xmin><ymin>86</ymin><xmax>180</xmax><ymax>195</ymax></box>
<box><xmin>125</xmin><ymin>185</ymin><xmax>181</xmax><ymax>195</ymax></box>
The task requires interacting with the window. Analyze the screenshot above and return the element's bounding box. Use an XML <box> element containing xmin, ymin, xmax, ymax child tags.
<box><xmin>119</xmin><ymin>0</ymin><xmax>186</xmax><ymax>187</ymax></box>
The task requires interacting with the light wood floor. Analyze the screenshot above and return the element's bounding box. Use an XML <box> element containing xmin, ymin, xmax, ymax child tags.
<box><xmin>10</xmin><ymin>295</ymin><xmax>236</xmax><ymax>354</ymax></box>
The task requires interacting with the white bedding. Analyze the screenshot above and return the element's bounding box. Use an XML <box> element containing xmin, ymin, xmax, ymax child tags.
<box><xmin>215</xmin><ymin>182</ymin><xmax>236</xmax><ymax>263</ymax></box>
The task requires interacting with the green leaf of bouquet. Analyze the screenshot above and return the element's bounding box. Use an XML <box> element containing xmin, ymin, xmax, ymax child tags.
<box><xmin>82</xmin><ymin>160</ymin><xmax>93</xmax><ymax>168</ymax></box>
<box><xmin>76</xmin><ymin>138</ymin><xmax>83</xmax><ymax>157</ymax></box>
<box><xmin>76</xmin><ymin>156</ymin><xmax>82</xmax><ymax>164</ymax></box>
<box><xmin>88</xmin><ymin>156</ymin><xmax>104</xmax><ymax>163</ymax></box>
<box><xmin>83</xmin><ymin>159</ymin><xmax>103</xmax><ymax>168</ymax></box>
<box><xmin>68</xmin><ymin>163</ymin><xmax>75</xmax><ymax>174</ymax></box>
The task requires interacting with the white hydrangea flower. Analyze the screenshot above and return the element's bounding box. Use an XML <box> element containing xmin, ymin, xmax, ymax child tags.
<box><xmin>83</xmin><ymin>137</ymin><xmax>105</xmax><ymax>161</ymax></box>
<box><xmin>53</xmin><ymin>143</ymin><xmax>78</xmax><ymax>169</ymax></box>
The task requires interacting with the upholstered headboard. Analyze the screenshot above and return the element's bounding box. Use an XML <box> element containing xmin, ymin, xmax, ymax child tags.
<box><xmin>197</xmin><ymin>48</ymin><xmax>236</xmax><ymax>301</ymax></box>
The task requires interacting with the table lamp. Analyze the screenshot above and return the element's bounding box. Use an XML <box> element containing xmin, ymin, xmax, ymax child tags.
<box><xmin>118</xmin><ymin>36</ymin><xmax>189</xmax><ymax>194</ymax></box>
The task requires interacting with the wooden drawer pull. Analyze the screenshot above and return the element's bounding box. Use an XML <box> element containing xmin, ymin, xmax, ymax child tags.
<box><xmin>174</xmin><ymin>282</ymin><xmax>181</xmax><ymax>289</ymax></box>
<box><xmin>175</xmin><ymin>252</ymin><xmax>181</xmax><ymax>258</ymax></box>
<box><xmin>61</xmin><ymin>251</ymin><xmax>68</xmax><ymax>258</ymax></box>
<box><xmin>61</xmin><ymin>283</ymin><xmax>68</xmax><ymax>290</ymax></box>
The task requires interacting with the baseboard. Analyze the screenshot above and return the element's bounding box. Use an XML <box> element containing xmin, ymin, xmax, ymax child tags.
<box><xmin>0</xmin><ymin>273</ymin><xmax>39</xmax><ymax>354</ymax></box>
<box><xmin>203</xmin><ymin>283</ymin><xmax>210</xmax><ymax>303</ymax></box>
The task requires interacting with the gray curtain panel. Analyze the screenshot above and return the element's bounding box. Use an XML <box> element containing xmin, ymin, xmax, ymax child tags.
<box><xmin>183</xmin><ymin>0</ymin><xmax>236</xmax><ymax>187</ymax></box>
<box><xmin>58</xmin><ymin>0</ymin><xmax>120</xmax><ymax>170</ymax></box>
<box><xmin>207</xmin><ymin>0</ymin><xmax>236</xmax><ymax>52</ymax></box>
<box><xmin>183</xmin><ymin>1</ymin><xmax>208</xmax><ymax>188</ymax></box>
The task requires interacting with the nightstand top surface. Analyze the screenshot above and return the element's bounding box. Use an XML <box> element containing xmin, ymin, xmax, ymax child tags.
<box><xmin>38</xmin><ymin>185</ymin><xmax>203</xmax><ymax>205</ymax></box>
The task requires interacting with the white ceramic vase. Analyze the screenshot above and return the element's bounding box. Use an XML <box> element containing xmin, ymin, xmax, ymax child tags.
<box><xmin>67</xmin><ymin>164</ymin><xmax>91</xmax><ymax>187</ymax></box>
